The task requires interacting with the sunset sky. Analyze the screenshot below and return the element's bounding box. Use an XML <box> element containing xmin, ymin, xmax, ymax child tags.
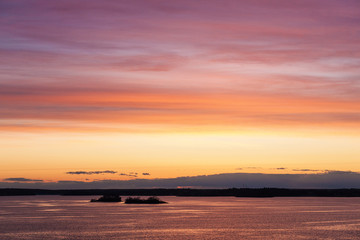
<box><xmin>1</xmin><ymin>0</ymin><xmax>359</xmax><ymax>188</ymax></box>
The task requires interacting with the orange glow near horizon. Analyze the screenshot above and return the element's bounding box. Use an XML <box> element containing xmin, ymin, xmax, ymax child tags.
<box><xmin>1</xmin><ymin>131</ymin><xmax>359</xmax><ymax>182</ymax></box>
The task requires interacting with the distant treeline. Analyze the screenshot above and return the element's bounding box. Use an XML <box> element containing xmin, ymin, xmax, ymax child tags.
<box><xmin>1</xmin><ymin>188</ymin><xmax>360</xmax><ymax>197</ymax></box>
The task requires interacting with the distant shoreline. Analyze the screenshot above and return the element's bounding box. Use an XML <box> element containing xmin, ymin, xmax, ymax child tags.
<box><xmin>1</xmin><ymin>188</ymin><xmax>360</xmax><ymax>197</ymax></box>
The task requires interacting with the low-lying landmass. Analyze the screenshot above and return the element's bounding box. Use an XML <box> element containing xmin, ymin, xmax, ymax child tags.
<box><xmin>1</xmin><ymin>188</ymin><xmax>360</xmax><ymax>197</ymax></box>
<box><xmin>90</xmin><ymin>194</ymin><xmax>122</xmax><ymax>202</ymax></box>
<box><xmin>125</xmin><ymin>196</ymin><xmax>167</xmax><ymax>204</ymax></box>
<box><xmin>90</xmin><ymin>195</ymin><xmax>167</xmax><ymax>204</ymax></box>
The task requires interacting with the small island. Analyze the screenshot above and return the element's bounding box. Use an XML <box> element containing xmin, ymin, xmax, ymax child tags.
<box><xmin>124</xmin><ymin>196</ymin><xmax>167</xmax><ymax>204</ymax></box>
<box><xmin>90</xmin><ymin>194</ymin><xmax>122</xmax><ymax>202</ymax></box>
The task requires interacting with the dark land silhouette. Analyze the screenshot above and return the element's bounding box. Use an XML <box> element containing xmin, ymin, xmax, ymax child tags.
<box><xmin>90</xmin><ymin>194</ymin><xmax>122</xmax><ymax>202</ymax></box>
<box><xmin>125</xmin><ymin>196</ymin><xmax>167</xmax><ymax>204</ymax></box>
<box><xmin>1</xmin><ymin>188</ymin><xmax>360</xmax><ymax>197</ymax></box>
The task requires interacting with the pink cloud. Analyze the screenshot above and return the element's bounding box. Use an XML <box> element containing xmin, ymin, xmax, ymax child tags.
<box><xmin>1</xmin><ymin>0</ymin><xmax>359</xmax><ymax>131</ymax></box>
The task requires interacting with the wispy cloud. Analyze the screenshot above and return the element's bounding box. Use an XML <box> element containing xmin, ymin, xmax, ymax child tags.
<box><xmin>3</xmin><ymin>178</ymin><xmax>43</xmax><ymax>182</ymax></box>
<box><xmin>2</xmin><ymin>171</ymin><xmax>360</xmax><ymax>189</ymax></box>
<box><xmin>66</xmin><ymin>170</ymin><xmax>117</xmax><ymax>175</ymax></box>
<box><xmin>325</xmin><ymin>170</ymin><xmax>360</xmax><ymax>174</ymax></box>
<box><xmin>119</xmin><ymin>172</ymin><xmax>138</xmax><ymax>177</ymax></box>
<box><xmin>238</xmin><ymin>167</ymin><xmax>263</xmax><ymax>170</ymax></box>
<box><xmin>292</xmin><ymin>169</ymin><xmax>323</xmax><ymax>172</ymax></box>
<box><xmin>0</xmin><ymin>0</ymin><xmax>359</xmax><ymax>133</ymax></box>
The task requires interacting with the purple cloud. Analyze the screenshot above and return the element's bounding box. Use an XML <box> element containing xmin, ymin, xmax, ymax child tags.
<box><xmin>3</xmin><ymin>178</ymin><xmax>43</xmax><ymax>182</ymax></box>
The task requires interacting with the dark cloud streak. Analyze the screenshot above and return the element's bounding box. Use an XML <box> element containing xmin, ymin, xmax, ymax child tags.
<box><xmin>2</xmin><ymin>171</ymin><xmax>360</xmax><ymax>189</ymax></box>
<box><xmin>292</xmin><ymin>169</ymin><xmax>322</xmax><ymax>172</ymax></box>
<box><xmin>3</xmin><ymin>177</ymin><xmax>43</xmax><ymax>182</ymax></box>
<box><xmin>66</xmin><ymin>170</ymin><xmax>117</xmax><ymax>175</ymax></box>
<box><xmin>119</xmin><ymin>172</ymin><xmax>138</xmax><ymax>177</ymax></box>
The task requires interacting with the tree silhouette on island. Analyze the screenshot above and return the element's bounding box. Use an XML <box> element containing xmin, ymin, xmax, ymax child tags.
<box><xmin>90</xmin><ymin>195</ymin><xmax>167</xmax><ymax>204</ymax></box>
<box><xmin>90</xmin><ymin>195</ymin><xmax>122</xmax><ymax>202</ymax></box>
<box><xmin>125</xmin><ymin>196</ymin><xmax>167</xmax><ymax>204</ymax></box>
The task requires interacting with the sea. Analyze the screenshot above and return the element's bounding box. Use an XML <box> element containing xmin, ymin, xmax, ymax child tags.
<box><xmin>0</xmin><ymin>196</ymin><xmax>360</xmax><ymax>239</ymax></box>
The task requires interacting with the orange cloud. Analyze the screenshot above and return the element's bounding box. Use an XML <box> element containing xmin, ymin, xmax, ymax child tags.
<box><xmin>1</xmin><ymin>0</ymin><xmax>359</xmax><ymax>134</ymax></box>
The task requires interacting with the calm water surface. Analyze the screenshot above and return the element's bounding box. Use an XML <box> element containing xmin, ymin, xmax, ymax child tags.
<box><xmin>0</xmin><ymin>196</ymin><xmax>360</xmax><ymax>239</ymax></box>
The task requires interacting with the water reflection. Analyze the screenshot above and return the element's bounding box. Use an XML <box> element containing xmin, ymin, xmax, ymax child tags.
<box><xmin>0</xmin><ymin>196</ymin><xmax>359</xmax><ymax>239</ymax></box>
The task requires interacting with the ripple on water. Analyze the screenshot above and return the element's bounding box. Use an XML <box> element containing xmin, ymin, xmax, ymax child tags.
<box><xmin>0</xmin><ymin>196</ymin><xmax>360</xmax><ymax>240</ymax></box>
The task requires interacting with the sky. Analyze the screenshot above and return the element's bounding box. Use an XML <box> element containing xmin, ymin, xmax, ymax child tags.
<box><xmin>0</xmin><ymin>0</ymin><xmax>359</xmax><ymax>189</ymax></box>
